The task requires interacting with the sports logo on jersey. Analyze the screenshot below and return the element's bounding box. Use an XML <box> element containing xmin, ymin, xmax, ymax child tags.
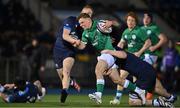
<box><xmin>65</xmin><ymin>24</ymin><xmax>69</xmax><ymax>27</ymax></box>
<box><xmin>124</xmin><ymin>35</ymin><xmax>127</xmax><ymax>39</ymax></box>
<box><xmin>147</xmin><ymin>30</ymin><xmax>152</xmax><ymax>35</ymax></box>
<box><xmin>132</xmin><ymin>35</ymin><xmax>136</xmax><ymax>40</ymax></box>
<box><xmin>92</xmin><ymin>42</ymin><xmax>98</xmax><ymax>46</ymax></box>
<box><xmin>85</xmin><ymin>34</ymin><xmax>89</xmax><ymax>37</ymax></box>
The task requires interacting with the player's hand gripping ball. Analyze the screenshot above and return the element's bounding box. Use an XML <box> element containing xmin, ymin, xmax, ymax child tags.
<box><xmin>97</xmin><ymin>20</ymin><xmax>112</xmax><ymax>34</ymax></box>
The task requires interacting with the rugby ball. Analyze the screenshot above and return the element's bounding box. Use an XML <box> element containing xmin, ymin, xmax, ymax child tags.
<box><xmin>97</xmin><ymin>20</ymin><xmax>112</xmax><ymax>34</ymax></box>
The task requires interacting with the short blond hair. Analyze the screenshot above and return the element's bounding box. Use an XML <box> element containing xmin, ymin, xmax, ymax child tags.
<box><xmin>77</xmin><ymin>13</ymin><xmax>91</xmax><ymax>21</ymax></box>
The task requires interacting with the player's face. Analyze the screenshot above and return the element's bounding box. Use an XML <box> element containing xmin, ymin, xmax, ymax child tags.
<box><xmin>127</xmin><ymin>16</ymin><xmax>136</xmax><ymax>29</ymax></box>
<box><xmin>81</xmin><ymin>8</ymin><xmax>93</xmax><ymax>17</ymax></box>
<box><xmin>79</xmin><ymin>18</ymin><xmax>92</xmax><ymax>30</ymax></box>
<box><xmin>143</xmin><ymin>14</ymin><xmax>151</xmax><ymax>26</ymax></box>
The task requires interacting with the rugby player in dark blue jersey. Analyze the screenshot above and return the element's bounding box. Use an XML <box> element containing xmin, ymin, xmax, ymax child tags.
<box><xmin>53</xmin><ymin>5</ymin><xmax>108</xmax><ymax>103</ymax></box>
<box><xmin>53</xmin><ymin>4</ymin><xmax>122</xmax><ymax>104</ymax></box>
<box><xmin>53</xmin><ymin>16</ymin><xmax>82</xmax><ymax>103</ymax></box>
<box><xmin>101</xmin><ymin>48</ymin><xmax>176</xmax><ymax>107</ymax></box>
<box><xmin>0</xmin><ymin>78</ymin><xmax>45</xmax><ymax>103</ymax></box>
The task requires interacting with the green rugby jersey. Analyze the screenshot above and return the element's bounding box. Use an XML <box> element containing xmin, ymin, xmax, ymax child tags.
<box><xmin>121</xmin><ymin>26</ymin><xmax>149</xmax><ymax>54</ymax></box>
<box><xmin>81</xmin><ymin>20</ymin><xmax>114</xmax><ymax>52</ymax></box>
<box><xmin>141</xmin><ymin>23</ymin><xmax>161</xmax><ymax>55</ymax></box>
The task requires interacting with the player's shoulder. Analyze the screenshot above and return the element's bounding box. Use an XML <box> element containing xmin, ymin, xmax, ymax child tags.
<box><xmin>122</xmin><ymin>28</ymin><xmax>129</xmax><ymax>34</ymax></box>
<box><xmin>135</xmin><ymin>26</ymin><xmax>143</xmax><ymax>31</ymax></box>
<box><xmin>140</xmin><ymin>25</ymin><xmax>146</xmax><ymax>30</ymax></box>
<box><xmin>66</xmin><ymin>16</ymin><xmax>76</xmax><ymax>20</ymax></box>
<box><xmin>149</xmin><ymin>23</ymin><xmax>160</xmax><ymax>29</ymax></box>
<box><xmin>136</xmin><ymin>26</ymin><xmax>147</xmax><ymax>34</ymax></box>
<box><xmin>64</xmin><ymin>16</ymin><xmax>77</xmax><ymax>24</ymax></box>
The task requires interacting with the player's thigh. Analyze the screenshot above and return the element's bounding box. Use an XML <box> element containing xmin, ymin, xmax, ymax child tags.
<box><xmin>97</xmin><ymin>53</ymin><xmax>115</xmax><ymax>68</ymax></box>
<box><xmin>63</xmin><ymin>57</ymin><xmax>75</xmax><ymax>72</ymax></box>
<box><xmin>120</xmin><ymin>70</ymin><xmax>129</xmax><ymax>79</ymax></box>
<box><xmin>53</xmin><ymin>47</ymin><xmax>75</xmax><ymax>69</ymax></box>
<box><xmin>136</xmin><ymin>77</ymin><xmax>155</xmax><ymax>93</ymax></box>
<box><xmin>136</xmin><ymin>68</ymin><xmax>156</xmax><ymax>92</ymax></box>
<box><xmin>56</xmin><ymin>68</ymin><xmax>63</xmax><ymax>74</ymax></box>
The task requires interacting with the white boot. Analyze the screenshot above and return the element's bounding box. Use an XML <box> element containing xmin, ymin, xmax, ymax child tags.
<box><xmin>88</xmin><ymin>92</ymin><xmax>102</xmax><ymax>104</ymax></box>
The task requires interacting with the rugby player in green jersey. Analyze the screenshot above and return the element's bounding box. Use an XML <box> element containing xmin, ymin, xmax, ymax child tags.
<box><xmin>75</xmin><ymin>13</ymin><xmax>147</xmax><ymax>105</ymax></box>
<box><xmin>141</xmin><ymin>12</ymin><xmax>167</xmax><ymax>100</ymax></box>
<box><xmin>110</xmin><ymin>12</ymin><xmax>173</xmax><ymax>106</ymax></box>
<box><xmin>142</xmin><ymin>12</ymin><xmax>167</xmax><ymax>65</ymax></box>
<box><xmin>110</xmin><ymin>12</ymin><xmax>151</xmax><ymax>105</ymax></box>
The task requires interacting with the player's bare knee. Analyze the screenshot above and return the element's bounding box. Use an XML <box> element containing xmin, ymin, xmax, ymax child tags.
<box><xmin>112</xmin><ymin>79</ymin><xmax>123</xmax><ymax>85</ymax></box>
<box><xmin>63</xmin><ymin>71</ymin><xmax>71</xmax><ymax>77</ymax></box>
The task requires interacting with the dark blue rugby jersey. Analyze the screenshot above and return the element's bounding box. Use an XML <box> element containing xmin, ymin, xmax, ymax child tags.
<box><xmin>54</xmin><ymin>16</ymin><xmax>81</xmax><ymax>50</ymax></box>
<box><xmin>115</xmin><ymin>49</ymin><xmax>156</xmax><ymax>77</ymax></box>
<box><xmin>8</xmin><ymin>82</ymin><xmax>38</xmax><ymax>103</ymax></box>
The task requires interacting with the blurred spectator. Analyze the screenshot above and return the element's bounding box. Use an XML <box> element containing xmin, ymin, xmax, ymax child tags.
<box><xmin>23</xmin><ymin>37</ymin><xmax>49</xmax><ymax>83</ymax></box>
<box><xmin>161</xmin><ymin>40</ymin><xmax>180</xmax><ymax>92</ymax></box>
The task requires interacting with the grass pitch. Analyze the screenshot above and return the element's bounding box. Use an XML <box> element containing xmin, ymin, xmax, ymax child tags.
<box><xmin>0</xmin><ymin>94</ymin><xmax>179</xmax><ymax>108</ymax></box>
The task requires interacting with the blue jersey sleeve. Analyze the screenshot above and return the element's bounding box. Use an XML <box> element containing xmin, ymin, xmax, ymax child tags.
<box><xmin>63</xmin><ymin>16</ymin><xmax>76</xmax><ymax>31</ymax></box>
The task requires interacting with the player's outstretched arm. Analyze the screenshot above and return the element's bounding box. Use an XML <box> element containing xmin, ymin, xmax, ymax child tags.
<box><xmin>101</xmin><ymin>50</ymin><xmax>127</xmax><ymax>59</ymax></box>
<box><xmin>117</xmin><ymin>39</ymin><xmax>126</xmax><ymax>48</ymax></box>
<box><xmin>4</xmin><ymin>84</ymin><xmax>15</xmax><ymax>90</ymax></box>
<box><xmin>62</xmin><ymin>28</ymin><xmax>78</xmax><ymax>45</ymax></box>
<box><xmin>134</xmin><ymin>39</ymin><xmax>151</xmax><ymax>57</ymax></box>
<box><xmin>149</xmin><ymin>33</ymin><xmax>167</xmax><ymax>52</ymax></box>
